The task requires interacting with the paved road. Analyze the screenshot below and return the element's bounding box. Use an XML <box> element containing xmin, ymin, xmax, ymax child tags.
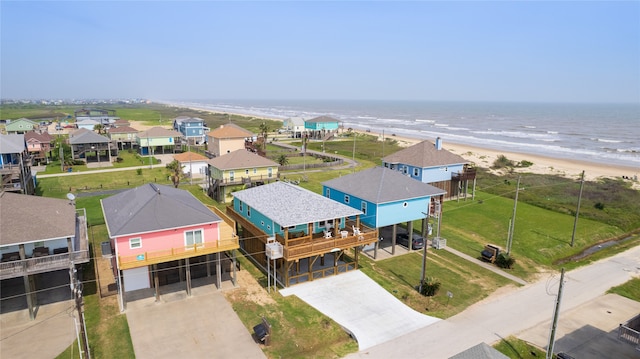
<box><xmin>345</xmin><ymin>245</ymin><xmax>640</xmax><ymax>358</ymax></box>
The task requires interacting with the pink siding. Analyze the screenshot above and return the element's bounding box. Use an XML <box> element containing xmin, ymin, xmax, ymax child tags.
<box><xmin>115</xmin><ymin>222</ymin><xmax>220</xmax><ymax>257</ymax></box>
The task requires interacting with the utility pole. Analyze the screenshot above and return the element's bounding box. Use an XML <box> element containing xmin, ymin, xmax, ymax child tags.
<box><xmin>507</xmin><ymin>176</ymin><xmax>521</xmax><ymax>255</ymax></box>
<box><xmin>419</xmin><ymin>211</ymin><xmax>430</xmax><ymax>294</ymax></box>
<box><xmin>70</xmin><ymin>264</ymin><xmax>90</xmax><ymax>358</ymax></box>
<box><xmin>546</xmin><ymin>268</ymin><xmax>566</xmax><ymax>359</ymax></box>
<box><xmin>352</xmin><ymin>131</ymin><xmax>356</xmax><ymax>173</ymax></box>
<box><xmin>570</xmin><ymin>171</ymin><xmax>585</xmax><ymax>247</ymax></box>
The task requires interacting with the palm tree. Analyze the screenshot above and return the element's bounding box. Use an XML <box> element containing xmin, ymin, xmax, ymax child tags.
<box><xmin>259</xmin><ymin>122</ymin><xmax>269</xmax><ymax>142</ymax></box>
<box><xmin>277</xmin><ymin>154</ymin><xmax>289</xmax><ymax>166</ymax></box>
<box><xmin>165</xmin><ymin>160</ymin><xmax>183</xmax><ymax>188</ymax></box>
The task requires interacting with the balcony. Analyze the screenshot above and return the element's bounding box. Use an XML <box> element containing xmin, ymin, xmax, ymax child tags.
<box><xmin>118</xmin><ymin>237</ymin><xmax>239</xmax><ymax>270</ymax></box>
<box><xmin>0</xmin><ymin>250</ymin><xmax>90</xmax><ymax>280</ymax></box>
<box><xmin>275</xmin><ymin>225</ymin><xmax>378</xmax><ymax>261</ymax></box>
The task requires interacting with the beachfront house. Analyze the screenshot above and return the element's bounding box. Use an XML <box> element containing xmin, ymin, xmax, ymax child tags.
<box><xmin>74</xmin><ymin>108</ymin><xmax>119</xmax><ymax>126</ymax></box>
<box><xmin>136</xmin><ymin>127</ymin><xmax>182</xmax><ymax>156</ymax></box>
<box><xmin>283</xmin><ymin>117</ymin><xmax>305</xmax><ymax>138</ymax></box>
<box><xmin>5</xmin><ymin>118</ymin><xmax>38</xmax><ymax>135</ymax></box>
<box><xmin>304</xmin><ymin>116</ymin><xmax>341</xmax><ymax>140</ymax></box>
<box><xmin>206</xmin><ymin>123</ymin><xmax>255</xmax><ymax>157</ymax></box>
<box><xmin>225</xmin><ymin>181</ymin><xmax>379</xmax><ymax>287</ymax></box>
<box><xmin>108</xmin><ymin>126</ymin><xmax>139</xmax><ymax>150</ymax></box>
<box><xmin>322</xmin><ymin>167</ymin><xmax>446</xmax><ymax>256</ymax></box>
<box><xmin>69</xmin><ymin>130</ymin><xmax>115</xmax><ymax>164</ymax></box>
<box><xmin>173</xmin><ymin>151</ymin><xmax>209</xmax><ymax>178</ymax></box>
<box><xmin>76</xmin><ymin>119</ymin><xmax>100</xmax><ymax>131</ymax></box>
<box><xmin>24</xmin><ymin>130</ymin><xmax>53</xmax><ymax>165</ymax></box>
<box><xmin>382</xmin><ymin>138</ymin><xmax>476</xmax><ymax>199</ymax></box>
<box><xmin>0</xmin><ymin>134</ymin><xmax>35</xmax><ymax>195</ymax></box>
<box><xmin>173</xmin><ymin>116</ymin><xmax>208</xmax><ymax>145</ymax></box>
<box><xmin>0</xmin><ymin>192</ymin><xmax>89</xmax><ymax>320</ymax></box>
<box><xmin>206</xmin><ymin>149</ymin><xmax>279</xmax><ymax>203</ymax></box>
<box><xmin>101</xmin><ymin>183</ymin><xmax>239</xmax><ymax>311</ymax></box>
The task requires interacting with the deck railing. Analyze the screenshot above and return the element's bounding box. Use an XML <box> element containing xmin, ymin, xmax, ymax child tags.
<box><xmin>0</xmin><ymin>250</ymin><xmax>89</xmax><ymax>280</ymax></box>
<box><xmin>275</xmin><ymin>228</ymin><xmax>378</xmax><ymax>261</ymax></box>
<box><xmin>619</xmin><ymin>313</ymin><xmax>640</xmax><ymax>350</ymax></box>
<box><xmin>118</xmin><ymin>237</ymin><xmax>239</xmax><ymax>270</ymax></box>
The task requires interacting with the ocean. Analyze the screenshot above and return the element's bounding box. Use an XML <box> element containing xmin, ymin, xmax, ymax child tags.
<box><xmin>168</xmin><ymin>99</ymin><xmax>639</xmax><ymax>168</ymax></box>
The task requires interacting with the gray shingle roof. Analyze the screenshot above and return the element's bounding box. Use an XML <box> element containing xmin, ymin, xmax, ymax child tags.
<box><xmin>0</xmin><ymin>134</ymin><xmax>25</xmax><ymax>154</ymax></box>
<box><xmin>69</xmin><ymin>131</ymin><xmax>110</xmax><ymax>144</ymax></box>
<box><xmin>207</xmin><ymin>149</ymin><xmax>278</xmax><ymax>170</ymax></box>
<box><xmin>382</xmin><ymin>140</ymin><xmax>468</xmax><ymax>168</ymax></box>
<box><xmin>322</xmin><ymin>167</ymin><xmax>446</xmax><ymax>204</ymax></box>
<box><xmin>449</xmin><ymin>343</ymin><xmax>510</xmax><ymax>359</ymax></box>
<box><xmin>232</xmin><ymin>181</ymin><xmax>362</xmax><ymax>228</ymax></box>
<box><xmin>137</xmin><ymin>127</ymin><xmax>181</xmax><ymax>138</ymax></box>
<box><xmin>101</xmin><ymin>184</ymin><xmax>221</xmax><ymax>238</ymax></box>
<box><xmin>1</xmin><ymin>192</ymin><xmax>76</xmax><ymax>245</ymax></box>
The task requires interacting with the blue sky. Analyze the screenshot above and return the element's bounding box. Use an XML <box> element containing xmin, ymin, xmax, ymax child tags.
<box><xmin>1</xmin><ymin>1</ymin><xmax>638</xmax><ymax>103</ymax></box>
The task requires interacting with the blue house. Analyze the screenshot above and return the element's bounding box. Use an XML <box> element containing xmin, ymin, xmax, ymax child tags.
<box><xmin>382</xmin><ymin>138</ymin><xmax>475</xmax><ymax>199</ymax></box>
<box><xmin>0</xmin><ymin>134</ymin><xmax>35</xmax><ymax>194</ymax></box>
<box><xmin>226</xmin><ymin>181</ymin><xmax>379</xmax><ymax>286</ymax></box>
<box><xmin>173</xmin><ymin>116</ymin><xmax>208</xmax><ymax>145</ymax></box>
<box><xmin>304</xmin><ymin>116</ymin><xmax>340</xmax><ymax>140</ymax></box>
<box><xmin>322</xmin><ymin>167</ymin><xmax>446</xmax><ymax>255</ymax></box>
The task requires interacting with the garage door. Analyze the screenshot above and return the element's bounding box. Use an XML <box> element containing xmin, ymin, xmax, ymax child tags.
<box><xmin>123</xmin><ymin>267</ymin><xmax>150</xmax><ymax>292</ymax></box>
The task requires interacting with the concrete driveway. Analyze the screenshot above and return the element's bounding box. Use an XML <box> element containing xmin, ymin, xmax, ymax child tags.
<box><xmin>126</xmin><ymin>282</ymin><xmax>265</xmax><ymax>359</ymax></box>
<box><xmin>279</xmin><ymin>270</ymin><xmax>440</xmax><ymax>350</ymax></box>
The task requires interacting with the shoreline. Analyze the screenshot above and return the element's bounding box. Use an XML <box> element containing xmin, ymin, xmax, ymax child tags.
<box><xmin>165</xmin><ymin>102</ymin><xmax>640</xmax><ymax>186</ymax></box>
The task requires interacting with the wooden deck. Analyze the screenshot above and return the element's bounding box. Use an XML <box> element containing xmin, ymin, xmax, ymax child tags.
<box><xmin>0</xmin><ymin>250</ymin><xmax>90</xmax><ymax>280</ymax></box>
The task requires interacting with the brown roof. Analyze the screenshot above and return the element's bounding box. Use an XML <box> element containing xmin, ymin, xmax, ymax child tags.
<box><xmin>207</xmin><ymin>123</ymin><xmax>254</xmax><ymax>139</ymax></box>
<box><xmin>382</xmin><ymin>140</ymin><xmax>468</xmax><ymax>167</ymax></box>
<box><xmin>138</xmin><ymin>127</ymin><xmax>181</xmax><ymax>138</ymax></box>
<box><xmin>108</xmin><ymin>126</ymin><xmax>138</xmax><ymax>134</ymax></box>
<box><xmin>0</xmin><ymin>192</ymin><xmax>76</xmax><ymax>245</ymax></box>
<box><xmin>24</xmin><ymin>131</ymin><xmax>53</xmax><ymax>143</ymax></box>
<box><xmin>306</xmin><ymin>115</ymin><xmax>340</xmax><ymax>124</ymax></box>
<box><xmin>173</xmin><ymin>152</ymin><xmax>209</xmax><ymax>163</ymax></box>
<box><xmin>207</xmin><ymin>149</ymin><xmax>278</xmax><ymax>170</ymax></box>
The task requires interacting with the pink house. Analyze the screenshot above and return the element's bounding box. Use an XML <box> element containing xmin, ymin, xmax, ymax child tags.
<box><xmin>24</xmin><ymin>131</ymin><xmax>53</xmax><ymax>164</ymax></box>
<box><xmin>101</xmin><ymin>183</ymin><xmax>239</xmax><ymax>310</ymax></box>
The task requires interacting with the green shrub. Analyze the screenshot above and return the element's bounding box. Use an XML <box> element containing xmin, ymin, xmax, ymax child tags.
<box><xmin>136</xmin><ymin>168</ymin><xmax>142</xmax><ymax>175</ymax></box>
<box><xmin>496</xmin><ymin>253</ymin><xmax>515</xmax><ymax>269</ymax></box>
<box><xmin>594</xmin><ymin>202</ymin><xmax>605</xmax><ymax>210</ymax></box>
<box><xmin>419</xmin><ymin>277</ymin><xmax>441</xmax><ymax>297</ymax></box>
<box><xmin>492</xmin><ymin>155</ymin><xmax>514</xmax><ymax>169</ymax></box>
<box><xmin>518</xmin><ymin>160</ymin><xmax>533</xmax><ymax>168</ymax></box>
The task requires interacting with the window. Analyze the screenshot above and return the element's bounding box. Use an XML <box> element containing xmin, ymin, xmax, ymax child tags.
<box><xmin>325</xmin><ymin>188</ymin><xmax>330</xmax><ymax>197</ymax></box>
<box><xmin>247</xmin><ymin>206</ymin><xmax>251</xmax><ymax>217</ymax></box>
<box><xmin>413</xmin><ymin>168</ymin><xmax>420</xmax><ymax>177</ymax></box>
<box><xmin>361</xmin><ymin>202</ymin><xmax>367</xmax><ymax>215</ymax></box>
<box><xmin>129</xmin><ymin>237</ymin><xmax>142</xmax><ymax>249</ymax></box>
<box><xmin>344</xmin><ymin>195</ymin><xmax>350</xmax><ymax>204</ymax></box>
<box><xmin>403</xmin><ymin>166</ymin><xmax>408</xmax><ymax>174</ymax></box>
<box><xmin>268</xmin><ymin>167</ymin><xmax>273</xmax><ymax>178</ymax></box>
<box><xmin>245</xmin><ymin>169</ymin><xmax>249</xmax><ymax>175</ymax></box>
<box><xmin>239</xmin><ymin>201</ymin><xmax>243</xmax><ymax>212</ymax></box>
<box><xmin>229</xmin><ymin>170</ymin><xmax>235</xmax><ymax>181</ymax></box>
<box><xmin>253</xmin><ymin>168</ymin><xmax>257</xmax><ymax>174</ymax></box>
<box><xmin>185</xmin><ymin>229</ymin><xmax>203</xmax><ymax>247</ymax></box>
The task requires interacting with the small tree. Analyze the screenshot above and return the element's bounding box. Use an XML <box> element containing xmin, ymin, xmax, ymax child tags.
<box><xmin>165</xmin><ymin>160</ymin><xmax>183</xmax><ymax>188</ymax></box>
<box><xmin>277</xmin><ymin>154</ymin><xmax>289</xmax><ymax>166</ymax></box>
<box><xmin>492</xmin><ymin>154</ymin><xmax>514</xmax><ymax>169</ymax></box>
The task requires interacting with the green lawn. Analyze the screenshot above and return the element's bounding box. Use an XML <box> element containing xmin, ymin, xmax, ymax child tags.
<box><xmin>360</xmin><ymin>248</ymin><xmax>513</xmax><ymax>318</ymax></box>
<box><xmin>608</xmin><ymin>277</ymin><xmax>640</xmax><ymax>301</ymax></box>
<box><xmin>494</xmin><ymin>336</ymin><xmax>546</xmax><ymax>358</ymax></box>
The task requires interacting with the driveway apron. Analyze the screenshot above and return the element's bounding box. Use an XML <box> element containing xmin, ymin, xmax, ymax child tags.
<box><xmin>126</xmin><ymin>288</ymin><xmax>265</xmax><ymax>359</ymax></box>
<box><xmin>279</xmin><ymin>270</ymin><xmax>439</xmax><ymax>350</ymax></box>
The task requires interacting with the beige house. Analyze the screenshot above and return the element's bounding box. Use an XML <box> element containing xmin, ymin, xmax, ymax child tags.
<box><xmin>207</xmin><ymin>149</ymin><xmax>278</xmax><ymax>202</ymax></box>
<box><xmin>207</xmin><ymin>123</ymin><xmax>254</xmax><ymax>157</ymax></box>
<box><xmin>108</xmin><ymin>125</ymin><xmax>138</xmax><ymax>150</ymax></box>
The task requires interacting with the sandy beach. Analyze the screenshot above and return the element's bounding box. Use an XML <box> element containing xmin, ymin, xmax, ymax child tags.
<box><xmin>360</xmin><ymin>129</ymin><xmax>639</xmax><ymax>183</ymax></box>
<box><xmin>145</xmin><ymin>104</ymin><xmax>640</xmax><ymax>188</ymax></box>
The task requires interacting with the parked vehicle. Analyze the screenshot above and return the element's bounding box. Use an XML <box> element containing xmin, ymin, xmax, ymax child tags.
<box><xmin>397</xmin><ymin>232</ymin><xmax>424</xmax><ymax>250</ymax></box>
<box><xmin>481</xmin><ymin>244</ymin><xmax>502</xmax><ymax>263</ymax></box>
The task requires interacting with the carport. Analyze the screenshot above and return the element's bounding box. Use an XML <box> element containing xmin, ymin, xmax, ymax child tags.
<box><xmin>280</xmin><ymin>270</ymin><xmax>439</xmax><ymax>350</ymax></box>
